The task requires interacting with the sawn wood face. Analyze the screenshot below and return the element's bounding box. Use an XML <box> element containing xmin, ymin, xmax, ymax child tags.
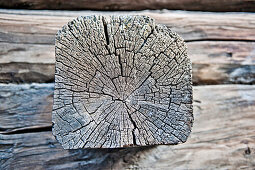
<box><xmin>52</xmin><ymin>15</ymin><xmax>193</xmax><ymax>149</ymax></box>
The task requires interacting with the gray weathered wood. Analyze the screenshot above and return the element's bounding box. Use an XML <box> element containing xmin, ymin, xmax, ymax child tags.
<box><xmin>0</xmin><ymin>131</ymin><xmax>155</xmax><ymax>170</ymax></box>
<box><xmin>1</xmin><ymin>84</ymin><xmax>254</xmax><ymax>169</ymax></box>
<box><xmin>1</xmin><ymin>0</ymin><xmax>255</xmax><ymax>12</ymax></box>
<box><xmin>1</xmin><ymin>10</ymin><xmax>255</xmax><ymax>84</ymax></box>
<box><xmin>0</xmin><ymin>83</ymin><xmax>53</xmax><ymax>132</ymax></box>
<box><xmin>1</xmin><ymin>42</ymin><xmax>255</xmax><ymax>84</ymax></box>
<box><xmin>1</xmin><ymin>9</ymin><xmax>254</xmax><ymax>44</ymax></box>
<box><xmin>52</xmin><ymin>15</ymin><xmax>193</xmax><ymax>149</ymax></box>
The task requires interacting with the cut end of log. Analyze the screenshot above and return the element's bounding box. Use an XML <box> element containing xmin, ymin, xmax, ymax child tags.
<box><xmin>52</xmin><ymin>15</ymin><xmax>193</xmax><ymax>149</ymax></box>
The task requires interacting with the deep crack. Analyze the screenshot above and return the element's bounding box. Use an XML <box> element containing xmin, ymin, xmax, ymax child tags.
<box><xmin>53</xmin><ymin>15</ymin><xmax>193</xmax><ymax>148</ymax></box>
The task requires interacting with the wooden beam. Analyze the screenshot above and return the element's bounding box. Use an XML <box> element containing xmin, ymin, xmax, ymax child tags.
<box><xmin>52</xmin><ymin>15</ymin><xmax>193</xmax><ymax>148</ymax></box>
<box><xmin>0</xmin><ymin>10</ymin><xmax>255</xmax><ymax>84</ymax></box>
<box><xmin>1</xmin><ymin>10</ymin><xmax>255</xmax><ymax>43</ymax></box>
<box><xmin>0</xmin><ymin>0</ymin><xmax>255</xmax><ymax>12</ymax></box>
<box><xmin>1</xmin><ymin>84</ymin><xmax>254</xmax><ymax>169</ymax></box>
<box><xmin>0</xmin><ymin>83</ymin><xmax>53</xmax><ymax>131</ymax></box>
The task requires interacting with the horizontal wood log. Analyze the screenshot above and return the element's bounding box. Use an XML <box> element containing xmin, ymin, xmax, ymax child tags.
<box><xmin>1</xmin><ymin>62</ymin><xmax>255</xmax><ymax>85</ymax></box>
<box><xmin>1</xmin><ymin>9</ymin><xmax>255</xmax><ymax>44</ymax></box>
<box><xmin>0</xmin><ymin>0</ymin><xmax>255</xmax><ymax>12</ymax></box>
<box><xmin>0</xmin><ymin>62</ymin><xmax>54</xmax><ymax>83</ymax></box>
<box><xmin>0</xmin><ymin>131</ymin><xmax>155</xmax><ymax>170</ymax></box>
<box><xmin>0</xmin><ymin>84</ymin><xmax>254</xmax><ymax>169</ymax></box>
<box><xmin>0</xmin><ymin>83</ymin><xmax>53</xmax><ymax>132</ymax></box>
<box><xmin>0</xmin><ymin>10</ymin><xmax>255</xmax><ymax>84</ymax></box>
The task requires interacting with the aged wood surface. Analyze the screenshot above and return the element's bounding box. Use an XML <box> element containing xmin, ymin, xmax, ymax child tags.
<box><xmin>1</xmin><ymin>0</ymin><xmax>255</xmax><ymax>12</ymax></box>
<box><xmin>0</xmin><ymin>83</ymin><xmax>53</xmax><ymax>132</ymax></box>
<box><xmin>0</xmin><ymin>8</ymin><xmax>255</xmax><ymax>168</ymax></box>
<box><xmin>0</xmin><ymin>84</ymin><xmax>254</xmax><ymax>169</ymax></box>
<box><xmin>0</xmin><ymin>131</ymin><xmax>155</xmax><ymax>170</ymax></box>
<box><xmin>0</xmin><ymin>9</ymin><xmax>255</xmax><ymax>84</ymax></box>
<box><xmin>53</xmin><ymin>15</ymin><xmax>193</xmax><ymax>148</ymax></box>
<box><xmin>1</xmin><ymin>42</ymin><xmax>255</xmax><ymax>84</ymax></box>
<box><xmin>1</xmin><ymin>10</ymin><xmax>255</xmax><ymax>43</ymax></box>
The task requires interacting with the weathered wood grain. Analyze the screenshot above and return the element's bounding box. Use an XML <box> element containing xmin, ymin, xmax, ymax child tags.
<box><xmin>128</xmin><ymin>85</ymin><xmax>255</xmax><ymax>169</ymax></box>
<box><xmin>1</xmin><ymin>10</ymin><xmax>255</xmax><ymax>43</ymax></box>
<box><xmin>1</xmin><ymin>41</ymin><xmax>255</xmax><ymax>84</ymax></box>
<box><xmin>1</xmin><ymin>51</ymin><xmax>255</xmax><ymax>85</ymax></box>
<box><xmin>1</xmin><ymin>0</ymin><xmax>255</xmax><ymax>12</ymax></box>
<box><xmin>1</xmin><ymin>10</ymin><xmax>255</xmax><ymax>84</ymax></box>
<box><xmin>0</xmin><ymin>83</ymin><xmax>53</xmax><ymax>132</ymax></box>
<box><xmin>1</xmin><ymin>84</ymin><xmax>254</xmax><ymax>169</ymax></box>
<box><xmin>2</xmin><ymin>41</ymin><xmax>254</xmax><ymax>65</ymax></box>
<box><xmin>53</xmin><ymin>15</ymin><xmax>193</xmax><ymax>148</ymax></box>
<box><xmin>0</xmin><ymin>131</ymin><xmax>155</xmax><ymax>170</ymax></box>
<box><xmin>0</xmin><ymin>62</ymin><xmax>54</xmax><ymax>83</ymax></box>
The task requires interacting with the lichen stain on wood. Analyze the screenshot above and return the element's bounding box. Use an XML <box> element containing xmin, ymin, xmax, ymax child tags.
<box><xmin>52</xmin><ymin>15</ymin><xmax>193</xmax><ymax>149</ymax></box>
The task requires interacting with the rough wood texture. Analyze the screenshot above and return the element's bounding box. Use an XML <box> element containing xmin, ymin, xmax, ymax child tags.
<box><xmin>2</xmin><ymin>10</ymin><xmax>255</xmax><ymax>44</ymax></box>
<box><xmin>0</xmin><ymin>83</ymin><xmax>53</xmax><ymax>132</ymax></box>
<box><xmin>1</xmin><ymin>84</ymin><xmax>254</xmax><ymax>169</ymax></box>
<box><xmin>1</xmin><ymin>5</ymin><xmax>255</xmax><ymax>169</ymax></box>
<box><xmin>1</xmin><ymin>10</ymin><xmax>255</xmax><ymax>84</ymax></box>
<box><xmin>1</xmin><ymin>0</ymin><xmax>255</xmax><ymax>12</ymax></box>
<box><xmin>53</xmin><ymin>15</ymin><xmax>193</xmax><ymax>149</ymax></box>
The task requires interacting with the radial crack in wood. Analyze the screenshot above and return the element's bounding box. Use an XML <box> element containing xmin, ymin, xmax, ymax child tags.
<box><xmin>52</xmin><ymin>15</ymin><xmax>193</xmax><ymax>149</ymax></box>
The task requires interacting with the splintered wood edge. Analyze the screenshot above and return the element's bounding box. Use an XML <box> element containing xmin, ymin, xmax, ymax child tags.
<box><xmin>52</xmin><ymin>15</ymin><xmax>193</xmax><ymax>149</ymax></box>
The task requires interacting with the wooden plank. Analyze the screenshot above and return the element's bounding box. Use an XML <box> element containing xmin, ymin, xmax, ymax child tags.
<box><xmin>0</xmin><ymin>0</ymin><xmax>255</xmax><ymax>12</ymax></box>
<box><xmin>1</xmin><ymin>42</ymin><xmax>255</xmax><ymax>84</ymax></box>
<box><xmin>0</xmin><ymin>83</ymin><xmax>53</xmax><ymax>131</ymax></box>
<box><xmin>188</xmin><ymin>41</ymin><xmax>255</xmax><ymax>65</ymax></box>
<box><xmin>2</xmin><ymin>41</ymin><xmax>254</xmax><ymax>65</ymax></box>
<box><xmin>0</xmin><ymin>131</ymin><xmax>154</xmax><ymax>170</ymax></box>
<box><xmin>1</xmin><ymin>10</ymin><xmax>255</xmax><ymax>84</ymax></box>
<box><xmin>0</xmin><ymin>84</ymin><xmax>254</xmax><ymax>169</ymax></box>
<box><xmin>1</xmin><ymin>10</ymin><xmax>255</xmax><ymax>43</ymax></box>
<box><xmin>2</xmin><ymin>62</ymin><xmax>254</xmax><ymax>85</ymax></box>
<box><xmin>0</xmin><ymin>9</ymin><xmax>255</xmax><ymax>84</ymax></box>
<box><xmin>0</xmin><ymin>63</ymin><xmax>54</xmax><ymax>83</ymax></box>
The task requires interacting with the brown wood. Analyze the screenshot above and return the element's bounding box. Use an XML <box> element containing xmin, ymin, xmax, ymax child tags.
<box><xmin>1</xmin><ymin>10</ymin><xmax>255</xmax><ymax>44</ymax></box>
<box><xmin>1</xmin><ymin>84</ymin><xmax>254</xmax><ymax>169</ymax></box>
<box><xmin>1</xmin><ymin>62</ymin><xmax>254</xmax><ymax>85</ymax></box>
<box><xmin>0</xmin><ymin>10</ymin><xmax>255</xmax><ymax>84</ymax></box>
<box><xmin>0</xmin><ymin>62</ymin><xmax>54</xmax><ymax>83</ymax></box>
<box><xmin>0</xmin><ymin>0</ymin><xmax>255</xmax><ymax>12</ymax></box>
<box><xmin>1</xmin><ymin>6</ymin><xmax>254</xmax><ymax>170</ymax></box>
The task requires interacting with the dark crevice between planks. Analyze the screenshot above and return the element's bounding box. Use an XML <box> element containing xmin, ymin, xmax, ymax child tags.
<box><xmin>0</xmin><ymin>125</ymin><xmax>52</xmax><ymax>135</ymax></box>
<box><xmin>185</xmin><ymin>39</ymin><xmax>255</xmax><ymax>43</ymax></box>
<box><xmin>1</xmin><ymin>38</ymin><xmax>255</xmax><ymax>45</ymax></box>
<box><xmin>1</xmin><ymin>0</ymin><xmax>255</xmax><ymax>12</ymax></box>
